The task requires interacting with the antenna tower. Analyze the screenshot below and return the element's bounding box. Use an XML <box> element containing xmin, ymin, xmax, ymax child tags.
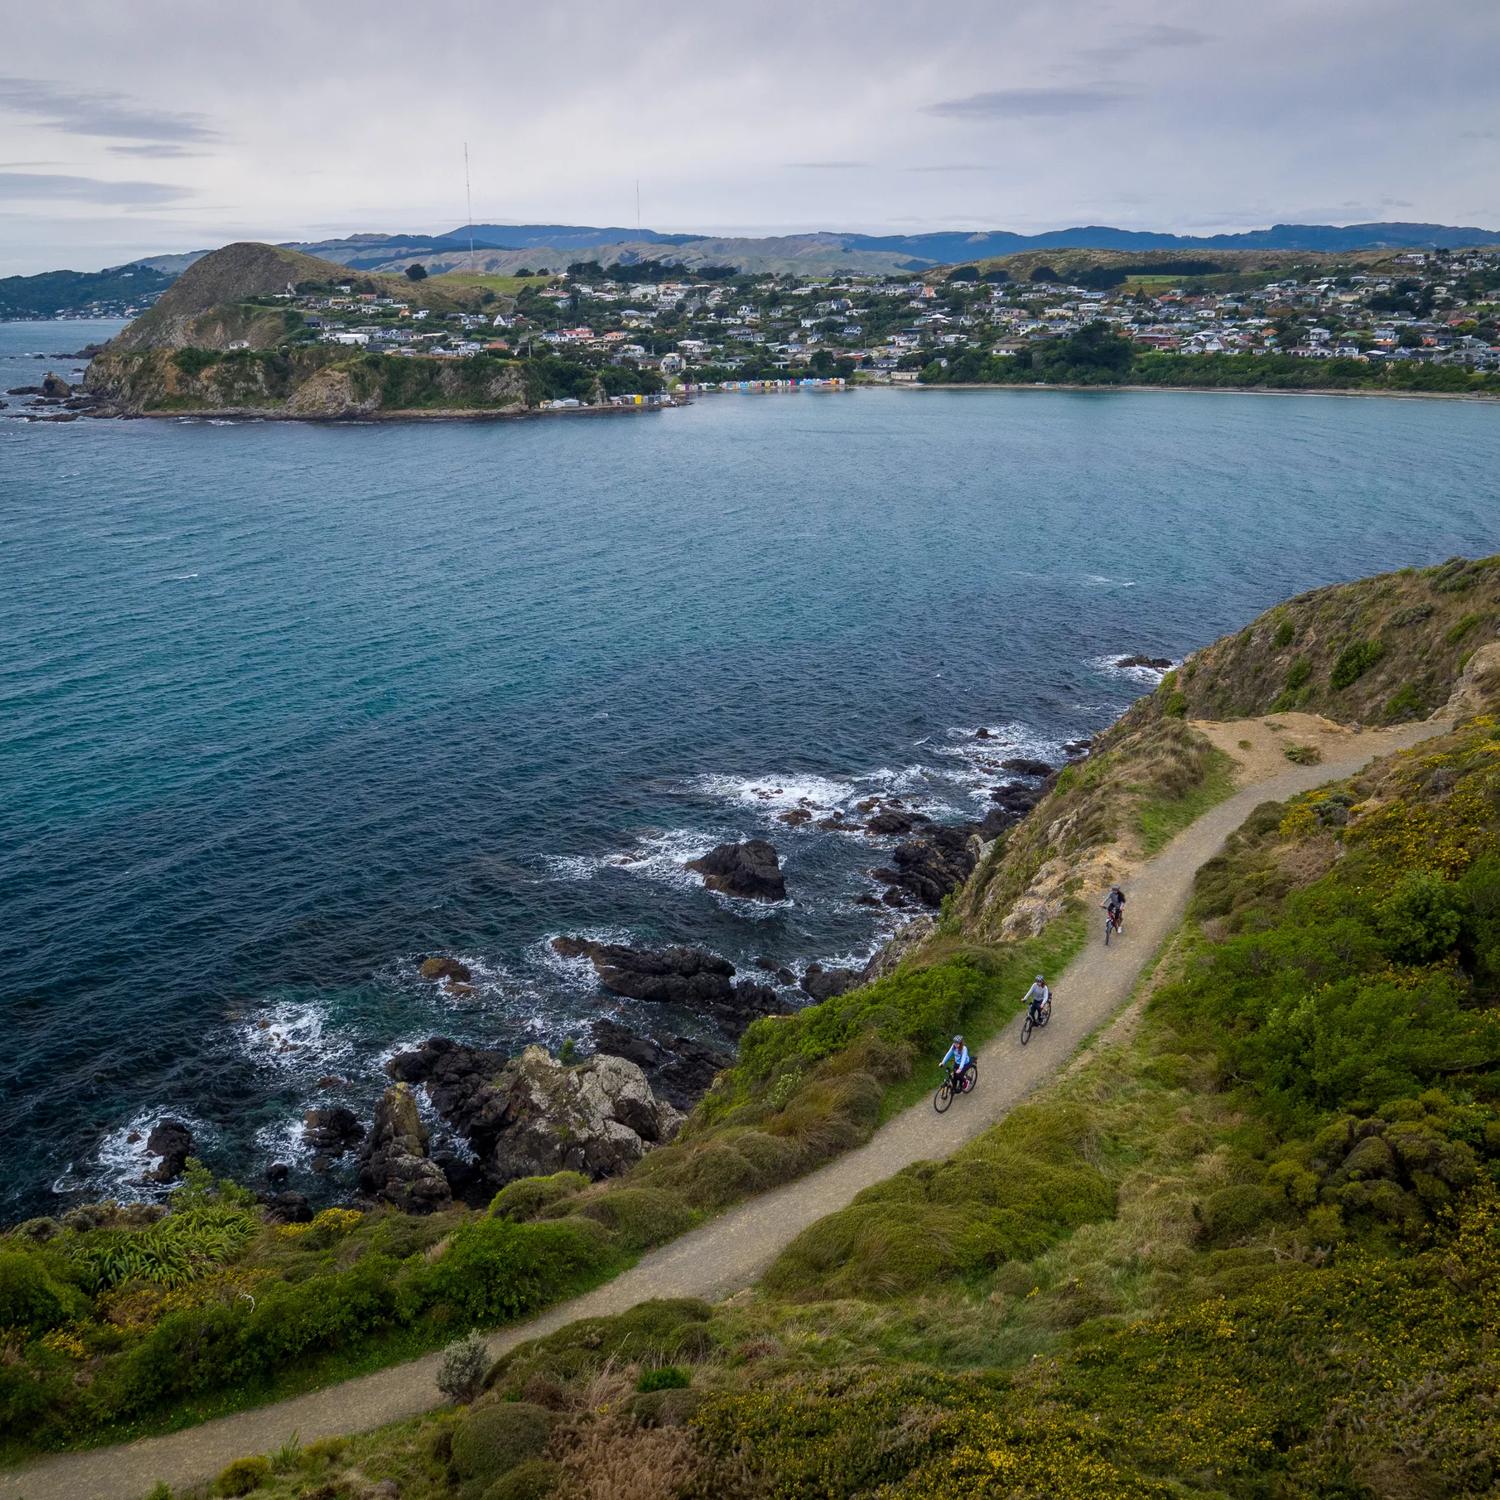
<box><xmin>464</xmin><ymin>142</ymin><xmax>476</xmax><ymax>272</ymax></box>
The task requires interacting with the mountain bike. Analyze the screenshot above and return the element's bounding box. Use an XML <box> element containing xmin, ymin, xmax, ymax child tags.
<box><xmin>933</xmin><ymin>1060</ymin><xmax>978</xmax><ymax>1113</ymax></box>
<box><xmin>1020</xmin><ymin>995</ymin><xmax>1052</xmax><ymax>1046</ymax></box>
<box><xmin>1104</xmin><ymin>907</ymin><xmax>1123</xmax><ymax>945</ymax></box>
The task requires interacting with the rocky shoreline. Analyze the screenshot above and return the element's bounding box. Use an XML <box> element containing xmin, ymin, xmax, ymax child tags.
<box><xmin>80</xmin><ymin>727</ymin><xmax>1119</xmax><ymax>1223</ymax></box>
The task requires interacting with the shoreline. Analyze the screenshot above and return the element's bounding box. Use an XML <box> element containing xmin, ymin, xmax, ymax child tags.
<box><xmin>84</xmin><ymin>397</ymin><xmax>685</xmax><ymax>424</ymax></box>
<box><xmin>881</xmin><ymin>379</ymin><xmax>1500</xmax><ymax>404</ymax></box>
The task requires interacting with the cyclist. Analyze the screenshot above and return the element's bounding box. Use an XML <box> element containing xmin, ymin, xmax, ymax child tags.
<box><xmin>1102</xmin><ymin>884</ymin><xmax>1126</xmax><ymax>933</ymax></box>
<box><xmin>1023</xmin><ymin>974</ymin><xmax>1052</xmax><ymax>1025</ymax></box>
<box><xmin>939</xmin><ymin>1034</ymin><xmax>971</xmax><ymax>1090</ymax></box>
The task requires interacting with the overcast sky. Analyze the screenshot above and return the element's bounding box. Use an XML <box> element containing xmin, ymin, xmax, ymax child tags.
<box><xmin>2</xmin><ymin>0</ymin><xmax>1498</xmax><ymax>275</ymax></box>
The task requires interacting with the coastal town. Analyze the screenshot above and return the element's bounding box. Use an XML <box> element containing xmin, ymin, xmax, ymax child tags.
<box><xmin>169</xmin><ymin>245</ymin><xmax>1500</xmax><ymax>394</ymax></box>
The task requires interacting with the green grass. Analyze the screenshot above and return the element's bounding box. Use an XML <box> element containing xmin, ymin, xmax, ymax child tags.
<box><xmin>430</xmin><ymin>271</ymin><xmax>554</xmax><ymax>296</ymax></box>
<box><xmin>1135</xmin><ymin>744</ymin><xmax>1236</xmax><ymax>853</ymax></box>
<box><xmin>875</xmin><ymin>908</ymin><xmax>1088</xmax><ymax>1120</ymax></box>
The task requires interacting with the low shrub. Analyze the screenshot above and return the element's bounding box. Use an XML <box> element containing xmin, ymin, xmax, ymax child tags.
<box><xmin>1330</xmin><ymin>637</ymin><xmax>1385</xmax><ymax>690</ymax></box>
<box><xmin>0</xmin><ymin>1249</ymin><xmax>81</xmax><ymax>1333</ymax></box>
<box><xmin>485</xmin><ymin>1458</ymin><xmax>564</xmax><ymax>1499</ymax></box>
<box><xmin>439</xmin><ymin>1329</ymin><xmax>490</xmax><ymax>1404</ymax></box>
<box><xmin>489</xmin><ymin>1172</ymin><xmax>590</xmax><ymax>1223</ymax></box>
<box><xmin>575</xmin><ymin>1188</ymin><xmax>694</xmax><ymax>1251</ymax></box>
<box><xmin>450</xmin><ymin>1401</ymin><xmax>553</xmax><ymax>1493</ymax></box>
<box><xmin>636</xmin><ymin>1364</ymin><xmax>690</xmax><ymax>1392</ymax></box>
<box><xmin>487</xmin><ymin>1300</ymin><xmax>715</xmax><ymax>1394</ymax></box>
<box><xmin>213</xmin><ymin>1455</ymin><xmax>270</xmax><ymax>1496</ymax></box>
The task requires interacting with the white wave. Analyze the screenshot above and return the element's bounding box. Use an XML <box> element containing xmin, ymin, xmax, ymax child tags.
<box><xmin>252</xmin><ymin>1114</ymin><xmax>310</xmax><ymax>1168</ymax></box>
<box><xmin>234</xmin><ymin>999</ymin><xmax>358</xmax><ymax>1075</ymax></box>
<box><xmin>53</xmin><ymin>1109</ymin><xmax>217</xmax><ymax>1203</ymax></box>
<box><xmin>1088</xmin><ymin>654</ymin><xmax>1175</xmax><ymax>685</ymax></box>
<box><xmin>1082</xmin><ymin>574</ymin><xmax>1138</xmax><ymax>588</ymax></box>
<box><xmin>164</xmin><ymin>571</ymin><xmax>199</xmax><ymax>582</ymax></box>
<box><xmin>685</xmin><ymin>771</ymin><xmax>853</xmax><ymax>815</ymax></box>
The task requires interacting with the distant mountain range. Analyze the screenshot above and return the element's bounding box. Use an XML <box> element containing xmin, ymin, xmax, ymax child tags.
<box><xmin>6</xmin><ymin>219</ymin><xmax>1499</xmax><ymax>319</ymax></box>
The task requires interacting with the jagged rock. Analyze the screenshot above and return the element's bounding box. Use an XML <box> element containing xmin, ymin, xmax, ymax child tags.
<box><xmin>262</xmin><ymin>1190</ymin><xmax>312</xmax><ymax>1224</ymax></box>
<box><xmin>1116</xmin><ymin>654</ymin><xmax>1173</xmax><ymax>670</ymax></box>
<box><xmin>1064</xmin><ymin>738</ymin><xmax>1093</xmax><ymax>758</ymax></box>
<box><xmin>550</xmin><ymin>938</ymin><xmax>788</xmax><ymax>1034</ymax></box>
<box><xmin>486</xmin><ymin>1047</ymin><xmax>681</xmax><ymax>1183</ymax></box>
<box><xmin>976</xmin><ymin>807</ymin><xmax>1019</xmax><ymax>840</ymax></box>
<box><xmin>419</xmin><ymin>955</ymin><xmax>472</xmax><ymax>983</ymax></box>
<box><xmin>143</xmin><ymin>1120</ymin><xmax>194</xmax><ymax>1183</ymax></box>
<box><xmin>590</xmin><ymin>1019</ymin><xmax>731</xmax><ymax>1110</ymax></box>
<box><xmin>387</xmin><ymin>1038</ymin><xmax>511</xmax><ymax>1157</ymax></box>
<box><xmin>686</xmin><ymin>838</ymin><xmax>787</xmax><ymax>900</ymax></box>
<box><xmin>358</xmin><ymin>1083</ymin><xmax>451</xmax><ymax>1213</ymax></box>
<box><xmin>999</xmin><ymin>757</ymin><xmax>1054</xmax><ymax>777</ymax></box>
<box><xmin>552</xmin><ymin>938</ymin><xmax>734</xmax><ymax>1005</ymax></box>
<box><xmin>5</xmin><ymin>385</ymin><xmax>42</xmax><ymax>396</ymax></box>
<box><xmin>974</xmin><ymin>727</ymin><xmax>991</xmax><ymax>739</ymax></box>
<box><xmin>883</xmin><ymin>824</ymin><xmax>978</xmax><ymax>908</ymax></box>
<box><xmin>989</xmin><ymin>782</ymin><xmax>1043</xmax><ymax>816</ymax></box>
<box><xmin>303</xmin><ymin>1104</ymin><xmax>364</xmax><ymax>1158</ymax></box>
<box><xmin>265</xmin><ymin>1163</ymin><xmax>290</xmax><ymax>1186</ymax></box>
<box><xmin>40</xmin><ymin>371</ymin><xmax>72</xmax><ymax>398</ymax></box>
<box><xmin>778</xmin><ymin>807</ymin><xmax>812</xmax><ymax>827</ymax></box>
<box><xmin>801</xmin><ymin>963</ymin><xmax>858</xmax><ymax>1001</ymax></box>
<box><xmin>816</xmin><ymin>813</ymin><xmax>855</xmax><ymax>831</ymax></box>
<box><xmin>395</xmin><ymin>1043</ymin><xmax>683</xmax><ymax>1188</ymax></box>
<box><xmin>864</xmin><ymin>808</ymin><xmax>928</xmax><ymax>836</ymax></box>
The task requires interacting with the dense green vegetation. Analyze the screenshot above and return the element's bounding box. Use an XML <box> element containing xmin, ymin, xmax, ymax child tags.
<box><xmin>919</xmin><ymin>321</ymin><xmax>1500</xmax><ymax>395</ymax></box>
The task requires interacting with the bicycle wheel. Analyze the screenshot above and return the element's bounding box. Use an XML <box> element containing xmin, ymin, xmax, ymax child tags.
<box><xmin>960</xmin><ymin>1062</ymin><xmax>978</xmax><ymax>1093</ymax></box>
<box><xmin>1039</xmin><ymin>1001</ymin><xmax>1051</xmax><ymax>1028</ymax></box>
<box><xmin>934</xmin><ymin>1081</ymin><xmax>953</xmax><ymax>1113</ymax></box>
<box><xmin>1020</xmin><ymin>1013</ymin><xmax>1033</xmax><ymax>1046</ymax></box>
<box><xmin>1104</xmin><ymin>915</ymin><xmax>1112</xmax><ymax>946</ymax></box>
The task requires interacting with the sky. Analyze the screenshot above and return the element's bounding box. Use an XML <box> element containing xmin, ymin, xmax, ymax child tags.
<box><xmin>2</xmin><ymin>0</ymin><xmax>1499</xmax><ymax>275</ymax></box>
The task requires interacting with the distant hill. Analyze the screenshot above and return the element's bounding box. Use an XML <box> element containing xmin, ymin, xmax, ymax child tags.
<box><xmin>0</xmin><ymin>262</ymin><xmax>173</xmax><ymax>319</ymax></box>
<box><xmin>15</xmin><ymin>219</ymin><xmax>1500</xmax><ymax>315</ymax></box>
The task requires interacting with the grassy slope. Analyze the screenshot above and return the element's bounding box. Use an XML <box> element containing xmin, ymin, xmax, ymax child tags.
<box><xmin>232</xmin><ymin>696</ymin><xmax>1500</xmax><ymax>1500</ymax></box>
<box><xmin>1164</xmin><ymin>554</ymin><xmax>1500</xmax><ymax>724</ymax></box>
<box><xmin>3</xmin><ymin>561</ymin><xmax>1494</xmax><ymax>1476</ymax></box>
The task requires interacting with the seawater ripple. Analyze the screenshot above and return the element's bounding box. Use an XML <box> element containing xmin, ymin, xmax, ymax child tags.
<box><xmin>3</xmin><ymin>319</ymin><xmax>1500</xmax><ymax>1216</ymax></box>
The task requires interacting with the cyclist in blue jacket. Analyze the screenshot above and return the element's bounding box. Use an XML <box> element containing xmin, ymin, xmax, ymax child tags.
<box><xmin>940</xmin><ymin>1034</ymin><xmax>971</xmax><ymax>1089</ymax></box>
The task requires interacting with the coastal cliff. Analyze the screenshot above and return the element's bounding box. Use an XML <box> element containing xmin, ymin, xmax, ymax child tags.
<box><xmin>81</xmin><ymin>241</ymin><xmax>656</xmax><ymax>419</ymax></box>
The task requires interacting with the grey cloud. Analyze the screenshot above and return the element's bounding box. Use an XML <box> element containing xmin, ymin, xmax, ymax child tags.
<box><xmin>906</xmin><ymin>164</ymin><xmax>990</xmax><ymax>174</ymax></box>
<box><xmin>108</xmin><ymin>143</ymin><xmax>206</xmax><ymax>159</ymax></box>
<box><xmin>1077</xmin><ymin>23</ymin><xmax>1210</xmax><ymax>66</ymax></box>
<box><xmin>925</xmin><ymin>85</ymin><xmax>1132</xmax><ymax>119</ymax></box>
<box><xmin>787</xmin><ymin>160</ymin><xmax>869</xmax><ymax>169</ymax></box>
<box><xmin>0</xmin><ymin>172</ymin><xmax>194</xmax><ymax>205</ymax></box>
<box><xmin>0</xmin><ymin>75</ymin><xmax>220</xmax><ymax>142</ymax></box>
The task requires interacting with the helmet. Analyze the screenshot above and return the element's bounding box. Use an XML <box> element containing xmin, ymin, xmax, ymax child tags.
<box><xmin>1035</xmin><ymin>974</ymin><xmax>1045</xmax><ymax>983</ymax></box>
<box><xmin>952</xmin><ymin>1034</ymin><xmax>964</xmax><ymax>1044</ymax></box>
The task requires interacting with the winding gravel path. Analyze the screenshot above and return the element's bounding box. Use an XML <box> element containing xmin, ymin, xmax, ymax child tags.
<box><xmin>1</xmin><ymin>719</ymin><xmax>1446</xmax><ymax>1500</ymax></box>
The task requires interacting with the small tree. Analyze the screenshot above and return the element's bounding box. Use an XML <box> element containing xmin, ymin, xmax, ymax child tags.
<box><xmin>438</xmin><ymin>1330</ymin><xmax>489</xmax><ymax>1404</ymax></box>
<box><xmin>405</xmin><ymin>263</ymin><xmax>428</xmax><ymax>282</ymax></box>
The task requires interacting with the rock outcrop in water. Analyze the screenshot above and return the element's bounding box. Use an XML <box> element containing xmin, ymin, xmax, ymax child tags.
<box><xmin>880</xmin><ymin>823</ymin><xmax>981</xmax><ymax>908</ymax></box>
<box><xmin>386</xmin><ymin>1039</ymin><xmax>681</xmax><ymax>1188</ymax></box>
<box><xmin>357</xmin><ymin>1083</ymin><xmax>451</xmax><ymax>1213</ymax></box>
<box><xmin>551</xmin><ymin>937</ymin><xmax>790</xmax><ymax>1034</ymax></box>
<box><xmin>143</xmin><ymin>1120</ymin><xmax>194</xmax><ymax>1183</ymax></box>
<box><xmin>685</xmin><ymin>838</ymin><xmax>787</xmax><ymax>901</ymax></box>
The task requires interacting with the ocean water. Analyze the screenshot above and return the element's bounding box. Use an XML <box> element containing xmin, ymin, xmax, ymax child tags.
<box><xmin>2</xmin><ymin>318</ymin><xmax>1498</xmax><ymax>1219</ymax></box>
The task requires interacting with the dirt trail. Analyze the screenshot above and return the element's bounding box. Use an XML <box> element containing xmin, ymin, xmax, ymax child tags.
<box><xmin>1</xmin><ymin>717</ymin><xmax>1448</xmax><ymax>1500</ymax></box>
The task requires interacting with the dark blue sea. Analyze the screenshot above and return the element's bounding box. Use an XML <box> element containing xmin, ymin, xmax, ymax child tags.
<box><xmin>3</xmin><ymin>318</ymin><xmax>1498</xmax><ymax>1219</ymax></box>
